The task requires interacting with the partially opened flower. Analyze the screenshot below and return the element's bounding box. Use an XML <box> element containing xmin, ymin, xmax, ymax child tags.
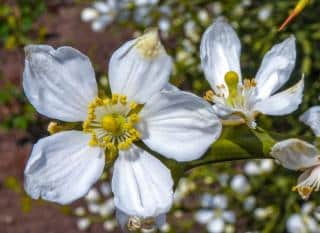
<box><xmin>271</xmin><ymin>139</ymin><xmax>320</xmax><ymax>199</ymax></box>
<box><xmin>300</xmin><ymin>106</ymin><xmax>320</xmax><ymax>136</ymax></box>
<box><xmin>201</xmin><ymin>18</ymin><xmax>304</xmax><ymax>128</ymax></box>
<box><xmin>23</xmin><ymin>30</ymin><xmax>222</xmax><ymax>231</ymax></box>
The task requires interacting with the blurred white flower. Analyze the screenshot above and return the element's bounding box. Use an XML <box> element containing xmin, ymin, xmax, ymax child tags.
<box><xmin>77</xmin><ymin>218</ymin><xmax>91</xmax><ymax>231</ymax></box>
<box><xmin>74</xmin><ymin>207</ymin><xmax>86</xmax><ymax>217</ymax></box>
<box><xmin>103</xmin><ymin>220</ymin><xmax>117</xmax><ymax>231</ymax></box>
<box><xmin>81</xmin><ymin>0</ymin><xmax>121</xmax><ymax>32</ymax></box>
<box><xmin>100</xmin><ymin>182</ymin><xmax>112</xmax><ymax>196</ymax></box>
<box><xmin>211</xmin><ymin>2</ymin><xmax>223</xmax><ymax>15</ymax></box>
<box><xmin>243</xmin><ymin>196</ymin><xmax>256</xmax><ymax>211</ymax></box>
<box><xmin>200</xmin><ymin>18</ymin><xmax>303</xmax><ymax>128</ymax></box>
<box><xmin>195</xmin><ymin>194</ymin><xmax>236</xmax><ymax>233</ymax></box>
<box><xmin>230</xmin><ymin>174</ymin><xmax>250</xmax><ymax>194</ymax></box>
<box><xmin>286</xmin><ymin>213</ymin><xmax>319</xmax><ymax>233</ymax></box>
<box><xmin>300</xmin><ymin>106</ymin><xmax>320</xmax><ymax>136</ymax></box>
<box><xmin>271</xmin><ymin>139</ymin><xmax>320</xmax><ymax>199</ymax></box>
<box><xmin>258</xmin><ymin>5</ymin><xmax>272</xmax><ymax>22</ymax></box>
<box><xmin>244</xmin><ymin>159</ymin><xmax>274</xmax><ymax>175</ymax></box>
<box><xmin>85</xmin><ymin>187</ymin><xmax>100</xmax><ymax>202</ymax></box>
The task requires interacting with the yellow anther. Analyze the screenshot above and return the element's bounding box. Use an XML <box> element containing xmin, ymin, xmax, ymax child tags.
<box><xmin>135</xmin><ymin>29</ymin><xmax>163</xmax><ymax>58</ymax></box>
<box><xmin>129</xmin><ymin>113</ymin><xmax>140</xmax><ymax>124</ymax></box>
<box><xmin>111</xmin><ymin>94</ymin><xmax>119</xmax><ymax>105</ymax></box>
<box><xmin>129</xmin><ymin>128</ymin><xmax>141</xmax><ymax>139</ymax></box>
<box><xmin>103</xmin><ymin>135</ymin><xmax>112</xmax><ymax>142</ymax></box>
<box><xmin>293</xmin><ymin>185</ymin><xmax>313</xmax><ymax>200</ymax></box>
<box><xmin>204</xmin><ymin>90</ymin><xmax>214</xmax><ymax>102</ymax></box>
<box><xmin>130</xmin><ymin>102</ymin><xmax>138</xmax><ymax>110</ymax></box>
<box><xmin>103</xmin><ymin>98</ymin><xmax>110</xmax><ymax>105</ymax></box>
<box><xmin>101</xmin><ymin>115</ymin><xmax>122</xmax><ymax>134</ymax></box>
<box><xmin>89</xmin><ymin>134</ymin><xmax>98</xmax><ymax>147</ymax></box>
<box><xmin>47</xmin><ymin>121</ymin><xmax>59</xmax><ymax>134</ymax></box>
<box><xmin>120</xmin><ymin>95</ymin><xmax>127</xmax><ymax>105</ymax></box>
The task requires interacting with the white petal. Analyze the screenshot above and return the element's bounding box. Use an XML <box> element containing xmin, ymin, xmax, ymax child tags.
<box><xmin>253</xmin><ymin>77</ymin><xmax>304</xmax><ymax>116</ymax></box>
<box><xmin>24</xmin><ymin>131</ymin><xmax>105</xmax><ymax>204</ymax></box>
<box><xmin>108</xmin><ymin>31</ymin><xmax>172</xmax><ymax>104</ymax></box>
<box><xmin>137</xmin><ymin>91</ymin><xmax>222</xmax><ymax>162</ymax></box>
<box><xmin>111</xmin><ymin>145</ymin><xmax>173</xmax><ymax>217</ymax></box>
<box><xmin>200</xmin><ymin>18</ymin><xmax>241</xmax><ymax>96</ymax></box>
<box><xmin>300</xmin><ymin>106</ymin><xmax>320</xmax><ymax>136</ymax></box>
<box><xmin>255</xmin><ymin>36</ymin><xmax>296</xmax><ymax>99</ymax></box>
<box><xmin>92</xmin><ymin>15</ymin><xmax>113</xmax><ymax>32</ymax></box>
<box><xmin>271</xmin><ymin>139</ymin><xmax>320</xmax><ymax>170</ymax></box>
<box><xmin>23</xmin><ymin>45</ymin><xmax>97</xmax><ymax>122</ymax></box>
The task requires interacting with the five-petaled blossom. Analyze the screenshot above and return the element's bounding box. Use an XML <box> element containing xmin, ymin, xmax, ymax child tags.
<box><xmin>271</xmin><ymin>139</ymin><xmax>320</xmax><ymax>200</ymax></box>
<box><xmin>200</xmin><ymin>18</ymin><xmax>304</xmax><ymax>128</ymax></box>
<box><xmin>22</xmin><ymin>30</ymin><xmax>222</xmax><ymax>231</ymax></box>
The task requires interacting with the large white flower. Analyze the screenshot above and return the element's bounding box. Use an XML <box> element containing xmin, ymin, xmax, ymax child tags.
<box><xmin>271</xmin><ymin>139</ymin><xmax>320</xmax><ymax>200</ymax></box>
<box><xmin>23</xmin><ymin>31</ymin><xmax>222</xmax><ymax>230</ymax></box>
<box><xmin>200</xmin><ymin>18</ymin><xmax>304</xmax><ymax>128</ymax></box>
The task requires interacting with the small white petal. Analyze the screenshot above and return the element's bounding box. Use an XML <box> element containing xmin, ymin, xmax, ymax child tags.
<box><xmin>23</xmin><ymin>45</ymin><xmax>97</xmax><ymax>122</ymax></box>
<box><xmin>300</xmin><ymin>106</ymin><xmax>320</xmax><ymax>136</ymax></box>
<box><xmin>222</xmin><ymin>210</ymin><xmax>236</xmax><ymax>223</ymax></box>
<box><xmin>271</xmin><ymin>139</ymin><xmax>320</xmax><ymax>170</ymax></box>
<box><xmin>93</xmin><ymin>1</ymin><xmax>112</xmax><ymax>13</ymax></box>
<box><xmin>253</xmin><ymin>77</ymin><xmax>304</xmax><ymax>116</ymax></box>
<box><xmin>24</xmin><ymin>131</ymin><xmax>105</xmax><ymax>205</ymax></box>
<box><xmin>212</xmin><ymin>194</ymin><xmax>228</xmax><ymax>209</ymax></box>
<box><xmin>255</xmin><ymin>36</ymin><xmax>296</xmax><ymax>99</ymax></box>
<box><xmin>81</xmin><ymin>8</ymin><xmax>99</xmax><ymax>22</ymax></box>
<box><xmin>108</xmin><ymin>31</ymin><xmax>172</xmax><ymax>104</ymax></box>
<box><xmin>137</xmin><ymin>91</ymin><xmax>222</xmax><ymax>162</ymax></box>
<box><xmin>111</xmin><ymin>145</ymin><xmax>173</xmax><ymax>217</ymax></box>
<box><xmin>200</xmin><ymin>18</ymin><xmax>241</xmax><ymax>96</ymax></box>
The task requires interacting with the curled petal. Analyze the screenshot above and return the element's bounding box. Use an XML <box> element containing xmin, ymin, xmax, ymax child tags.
<box><xmin>137</xmin><ymin>91</ymin><xmax>222</xmax><ymax>162</ymax></box>
<box><xmin>23</xmin><ymin>45</ymin><xmax>97</xmax><ymax>122</ymax></box>
<box><xmin>108</xmin><ymin>30</ymin><xmax>172</xmax><ymax>104</ymax></box>
<box><xmin>255</xmin><ymin>36</ymin><xmax>296</xmax><ymax>99</ymax></box>
<box><xmin>271</xmin><ymin>138</ymin><xmax>320</xmax><ymax>170</ymax></box>
<box><xmin>293</xmin><ymin>166</ymin><xmax>320</xmax><ymax>200</ymax></box>
<box><xmin>253</xmin><ymin>77</ymin><xmax>304</xmax><ymax>116</ymax></box>
<box><xmin>300</xmin><ymin>106</ymin><xmax>320</xmax><ymax>136</ymax></box>
<box><xmin>200</xmin><ymin>17</ymin><xmax>241</xmax><ymax>96</ymax></box>
<box><xmin>24</xmin><ymin>131</ymin><xmax>105</xmax><ymax>204</ymax></box>
<box><xmin>111</xmin><ymin>145</ymin><xmax>173</xmax><ymax>217</ymax></box>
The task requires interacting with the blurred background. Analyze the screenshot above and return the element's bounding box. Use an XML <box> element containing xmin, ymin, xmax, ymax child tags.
<box><xmin>1</xmin><ymin>0</ymin><xmax>320</xmax><ymax>232</ymax></box>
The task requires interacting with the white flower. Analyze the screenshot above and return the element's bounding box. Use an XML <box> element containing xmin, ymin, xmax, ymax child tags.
<box><xmin>200</xmin><ymin>18</ymin><xmax>304</xmax><ymax>128</ymax></box>
<box><xmin>81</xmin><ymin>0</ymin><xmax>121</xmax><ymax>32</ymax></box>
<box><xmin>230</xmin><ymin>174</ymin><xmax>250</xmax><ymax>194</ymax></box>
<box><xmin>286</xmin><ymin>213</ymin><xmax>319</xmax><ymax>233</ymax></box>
<box><xmin>244</xmin><ymin>159</ymin><xmax>274</xmax><ymax>175</ymax></box>
<box><xmin>195</xmin><ymin>194</ymin><xmax>236</xmax><ymax>233</ymax></box>
<box><xmin>22</xmin><ymin>30</ymin><xmax>222</xmax><ymax>230</ymax></box>
<box><xmin>77</xmin><ymin>218</ymin><xmax>91</xmax><ymax>231</ymax></box>
<box><xmin>271</xmin><ymin>139</ymin><xmax>320</xmax><ymax>199</ymax></box>
<box><xmin>300</xmin><ymin>106</ymin><xmax>320</xmax><ymax>136</ymax></box>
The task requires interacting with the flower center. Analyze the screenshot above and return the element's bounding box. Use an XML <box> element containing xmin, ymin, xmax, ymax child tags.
<box><xmin>101</xmin><ymin>114</ymin><xmax>125</xmax><ymax>135</ymax></box>
<box><xmin>83</xmin><ymin>94</ymin><xmax>141</xmax><ymax>151</ymax></box>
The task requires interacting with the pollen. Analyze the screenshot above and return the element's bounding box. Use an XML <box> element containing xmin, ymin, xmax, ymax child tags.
<box><xmin>135</xmin><ymin>29</ymin><xmax>163</xmax><ymax>59</ymax></box>
<box><xmin>83</xmin><ymin>93</ymin><xmax>142</xmax><ymax>151</ymax></box>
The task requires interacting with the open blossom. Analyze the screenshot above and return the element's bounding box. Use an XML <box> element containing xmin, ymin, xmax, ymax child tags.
<box><xmin>300</xmin><ymin>106</ymin><xmax>320</xmax><ymax>136</ymax></box>
<box><xmin>201</xmin><ymin>18</ymin><xmax>304</xmax><ymax>128</ymax></box>
<box><xmin>271</xmin><ymin>139</ymin><xmax>320</xmax><ymax>200</ymax></box>
<box><xmin>22</xmin><ymin>30</ymin><xmax>221</xmax><ymax>230</ymax></box>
